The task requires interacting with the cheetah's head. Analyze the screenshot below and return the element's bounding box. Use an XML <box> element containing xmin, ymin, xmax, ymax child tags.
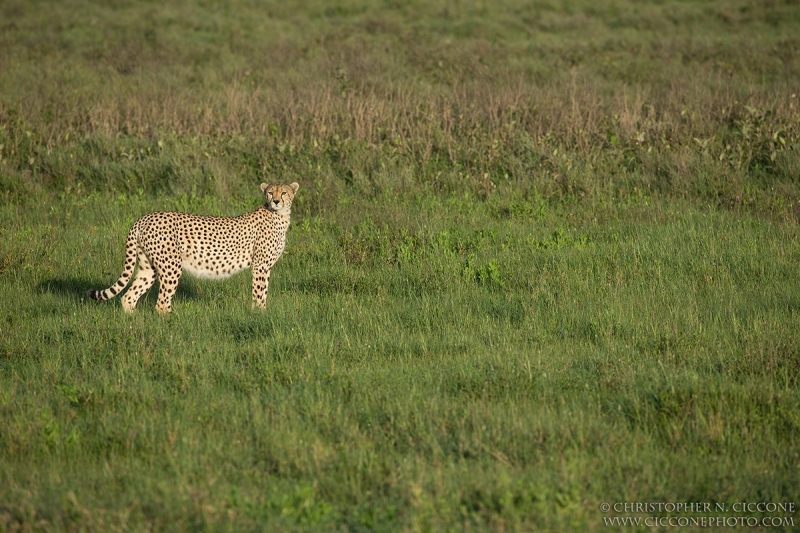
<box><xmin>261</xmin><ymin>182</ymin><xmax>299</xmax><ymax>216</ymax></box>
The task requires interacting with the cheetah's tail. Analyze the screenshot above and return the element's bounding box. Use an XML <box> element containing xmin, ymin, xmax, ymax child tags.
<box><xmin>87</xmin><ymin>228</ymin><xmax>138</xmax><ymax>301</ymax></box>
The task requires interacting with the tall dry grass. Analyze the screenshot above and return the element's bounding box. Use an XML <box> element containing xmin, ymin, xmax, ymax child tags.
<box><xmin>1</xmin><ymin>0</ymin><xmax>799</xmax><ymax>214</ymax></box>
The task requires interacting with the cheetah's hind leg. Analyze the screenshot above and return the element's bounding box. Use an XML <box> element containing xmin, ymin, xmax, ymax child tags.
<box><xmin>120</xmin><ymin>250</ymin><xmax>157</xmax><ymax>313</ymax></box>
<box><xmin>149</xmin><ymin>251</ymin><xmax>183</xmax><ymax>315</ymax></box>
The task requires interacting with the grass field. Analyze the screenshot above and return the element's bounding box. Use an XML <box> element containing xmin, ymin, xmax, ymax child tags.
<box><xmin>2</xmin><ymin>0</ymin><xmax>800</xmax><ymax>531</ymax></box>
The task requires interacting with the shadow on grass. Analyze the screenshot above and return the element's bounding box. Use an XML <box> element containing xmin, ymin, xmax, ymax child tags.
<box><xmin>36</xmin><ymin>277</ymin><xmax>201</xmax><ymax>303</ymax></box>
<box><xmin>36</xmin><ymin>277</ymin><xmax>98</xmax><ymax>297</ymax></box>
<box><xmin>227</xmin><ymin>318</ymin><xmax>275</xmax><ymax>341</ymax></box>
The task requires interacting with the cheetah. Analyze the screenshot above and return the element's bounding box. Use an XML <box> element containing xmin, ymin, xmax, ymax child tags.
<box><xmin>88</xmin><ymin>182</ymin><xmax>299</xmax><ymax>314</ymax></box>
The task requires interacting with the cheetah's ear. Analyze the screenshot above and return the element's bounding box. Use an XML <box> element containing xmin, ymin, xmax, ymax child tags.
<box><xmin>260</xmin><ymin>183</ymin><xmax>270</xmax><ymax>194</ymax></box>
<box><xmin>289</xmin><ymin>182</ymin><xmax>299</xmax><ymax>194</ymax></box>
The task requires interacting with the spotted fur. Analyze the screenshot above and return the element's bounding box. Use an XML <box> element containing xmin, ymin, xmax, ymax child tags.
<box><xmin>88</xmin><ymin>182</ymin><xmax>299</xmax><ymax>314</ymax></box>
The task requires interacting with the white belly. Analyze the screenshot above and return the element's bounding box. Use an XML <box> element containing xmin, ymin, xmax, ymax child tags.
<box><xmin>182</xmin><ymin>260</ymin><xmax>248</xmax><ymax>280</ymax></box>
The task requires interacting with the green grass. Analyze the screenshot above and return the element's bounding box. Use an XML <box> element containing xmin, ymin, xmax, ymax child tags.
<box><xmin>2</xmin><ymin>191</ymin><xmax>799</xmax><ymax>531</ymax></box>
<box><xmin>2</xmin><ymin>0</ymin><xmax>800</xmax><ymax>531</ymax></box>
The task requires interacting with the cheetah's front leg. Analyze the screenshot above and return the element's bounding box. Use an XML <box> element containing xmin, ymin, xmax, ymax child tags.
<box><xmin>252</xmin><ymin>263</ymin><xmax>271</xmax><ymax>309</ymax></box>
